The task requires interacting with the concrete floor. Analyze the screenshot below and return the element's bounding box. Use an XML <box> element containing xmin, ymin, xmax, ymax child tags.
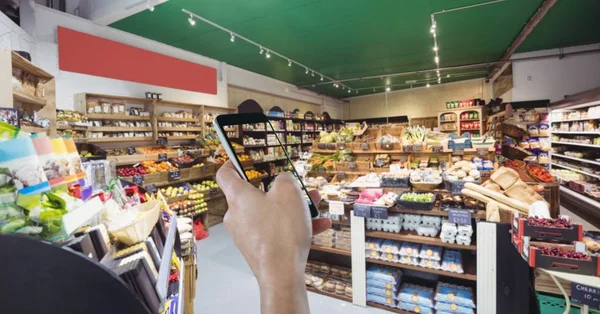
<box><xmin>194</xmin><ymin>224</ymin><xmax>389</xmax><ymax>314</ymax></box>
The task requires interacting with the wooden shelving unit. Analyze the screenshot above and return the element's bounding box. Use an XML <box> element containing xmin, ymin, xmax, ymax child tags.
<box><xmin>437</xmin><ymin>107</ymin><xmax>484</xmax><ymax>137</ymax></box>
<box><xmin>367</xmin><ymin>258</ymin><xmax>477</xmax><ymax>281</ymax></box>
<box><xmin>310</xmin><ymin>245</ymin><xmax>352</xmax><ymax>256</ymax></box>
<box><xmin>1</xmin><ymin>50</ymin><xmax>56</xmax><ymax>135</ymax></box>
<box><xmin>366</xmin><ymin>230</ymin><xmax>476</xmax><ymax>250</ymax></box>
<box><xmin>86</xmin><ymin>113</ymin><xmax>151</xmax><ymax>121</ymax></box>
<box><xmin>86</xmin><ymin>137</ymin><xmax>154</xmax><ymax>143</ymax></box>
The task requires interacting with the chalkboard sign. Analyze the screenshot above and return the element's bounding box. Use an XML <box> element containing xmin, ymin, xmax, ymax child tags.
<box><xmin>360</xmin><ymin>143</ymin><xmax>369</xmax><ymax>150</ymax></box>
<box><xmin>132</xmin><ymin>175</ymin><xmax>144</xmax><ymax>185</ymax></box>
<box><xmin>412</xmin><ymin>144</ymin><xmax>423</xmax><ymax>152</ymax></box>
<box><xmin>476</xmin><ymin>147</ymin><xmax>488</xmax><ymax>157</ymax></box>
<box><xmin>381</xmin><ymin>143</ymin><xmax>393</xmax><ymax>150</ymax></box>
<box><xmin>571</xmin><ymin>282</ymin><xmax>600</xmax><ymax>308</ymax></box>
<box><xmin>452</xmin><ymin>147</ymin><xmax>465</xmax><ymax>155</ymax></box>
<box><xmin>448</xmin><ymin>209</ymin><xmax>471</xmax><ymax>225</ymax></box>
<box><xmin>402</xmin><ymin>145</ymin><xmax>413</xmax><ymax>152</ymax></box>
<box><xmin>158</xmin><ymin>153</ymin><xmax>167</xmax><ymax>161</ymax></box>
<box><xmin>209</xmin><ymin>188</ymin><xmax>218</xmax><ymax>196</ymax></box>
<box><xmin>347</xmin><ymin>161</ymin><xmax>357</xmax><ymax>169</ymax></box>
<box><xmin>326</xmin><ymin>143</ymin><xmax>336</xmax><ymax>150</ymax></box>
<box><xmin>157</xmin><ymin>137</ymin><xmax>168</xmax><ymax>145</ymax></box>
<box><xmin>146</xmin><ymin>184</ymin><xmax>157</xmax><ymax>193</ymax></box>
<box><xmin>317</xmin><ymin>143</ymin><xmax>326</xmax><ymax>149</ymax></box>
<box><xmin>126</xmin><ymin>147</ymin><xmax>136</xmax><ymax>155</ymax></box>
<box><xmin>431</xmin><ymin>145</ymin><xmax>444</xmax><ymax>153</ymax></box>
<box><xmin>337</xmin><ymin>143</ymin><xmax>347</xmax><ymax>150</ymax></box>
<box><xmin>168</xmin><ymin>169</ymin><xmax>181</xmax><ymax>181</ymax></box>
<box><xmin>371</xmin><ymin>206</ymin><xmax>389</xmax><ymax>219</ymax></box>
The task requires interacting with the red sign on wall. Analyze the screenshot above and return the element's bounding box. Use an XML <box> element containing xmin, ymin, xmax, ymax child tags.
<box><xmin>57</xmin><ymin>26</ymin><xmax>217</xmax><ymax>95</ymax></box>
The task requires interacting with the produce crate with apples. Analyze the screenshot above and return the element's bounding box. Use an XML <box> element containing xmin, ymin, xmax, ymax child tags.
<box><xmin>521</xmin><ymin>238</ymin><xmax>599</xmax><ymax>276</ymax></box>
<box><xmin>168</xmin><ymin>153</ymin><xmax>203</xmax><ymax>168</ymax></box>
<box><xmin>512</xmin><ymin>213</ymin><xmax>583</xmax><ymax>243</ymax></box>
<box><xmin>189</xmin><ymin>162</ymin><xmax>216</xmax><ymax>178</ymax></box>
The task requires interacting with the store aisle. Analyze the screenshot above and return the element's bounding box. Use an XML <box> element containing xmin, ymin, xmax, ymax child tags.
<box><xmin>194</xmin><ymin>224</ymin><xmax>389</xmax><ymax>314</ymax></box>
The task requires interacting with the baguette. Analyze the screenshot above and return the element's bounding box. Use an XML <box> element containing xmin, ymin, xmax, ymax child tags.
<box><xmin>461</xmin><ymin>188</ymin><xmax>527</xmax><ymax>214</ymax></box>
<box><xmin>464</xmin><ymin>182</ymin><xmax>530</xmax><ymax>212</ymax></box>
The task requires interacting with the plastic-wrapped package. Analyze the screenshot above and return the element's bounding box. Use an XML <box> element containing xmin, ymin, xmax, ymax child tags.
<box><xmin>421</xmin><ymin>216</ymin><xmax>441</xmax><ymax>227</ymax></box>
<box><xmin>416</xmin><ymin>225</ymin><xmax>439</xmax><ymax>237</ymax></box>
<box><xmin>366</xmin><ymin>238</ymin><xmax>384</xmax><ymax>251</ymax></box>
<box><xmin>367</xmin><ymin>285</ymin><xmax>398</xmax><ymax>299</ymax></box>
<box><xmin>419</xmin><ymin>258</ymin><xmax>442</xmax><ymax>269</ymax></box>
<box><xmin>403</xmin><ymin>214</ymin><xmax>421</xmax><ymax>224</ymax></box>
<box><xmin>398</xmin><ymin>302</ymin><xmax>435</xmax><ymax>314</ymax></box>
<box><xmin>386</xmin><ymin>214</ymin><xmax>403</xmax><ymax>224</ymax></box>
<box><xmin>380</xmin><ymin>252</ymin><xmax>400</xmax><ymax>263</ymax></box>
<box><xmin>419</xmin><ymin>245</ymin><xmax>442</xmax><ymax>261</ymax></box>
<box><xmin>441</xmin><ymin>221</ymin><xmax>458</xmax><ymax>237</ymax></box>
<box><xmin>380</xmin><ymin>240</ymin><xmax>401</xmax><ymax>254</ymax></box>
<box><xmin>398</xmin><ymin>283</ymin><xmax>435</xmax><ymax>308</ymax></box>
<box><xmin>441</xmin><ymin>250</ymin><xmax>464</xmax><ymax>273</ymax></box>
<box><xmin>366</xmin><ymin>265</ymin><xmax>402</xmax><ymax>286</ymax></box>
<box><xmin>456</xmin><ymin>235</ymin><xmax>472</xmax><ymax>246</ymax></box>
<box><xmin>457</xmin><ymin>225</ymin><xmax>473</xmax><ymax>237</ymax></box>
<box><xmin>399</xmin><ymin>242</ymin><xmax>420</xmax><ymax>257</ymax></box>
<box><xmin>435</xmin><ymin>302</ymin><xmax>475</xmax><ymax>314</ymax></box>
<box><xmin>366</xmin><ymin>249</ymin><xmax>380</xmax><ymax>259</ymax></box>
<box><xmin>402</xmin><ymin>221</ymin><xmax>417</xmax><ymax>231</ymax></box>
<box><xmin>367</xmin><ymin>293</ymin><xmax>397</xmax><ymax>307</ymax></box>
<box><xmin>399</xmin><ymin>255</ymin><xmax>419</xmax><ymax>266</ymax></box>
<box><xmin>366</xmin><ymin>218</ymin><xmax>384</xmax><ymax>231</ymax></box>
<box><xmin>434</xmin><ymin>282</ymin><xmax>476</xmax><ymax>308</ymax></box>
<box><xmin>383</xmin><ymin>219</ymin><xmax>402</xmax><ymax>233</ymax></box>
<box><xmin>440</xmin><ymin>234</ymin><xmax>456</xmax><ymax>244</ymax></box>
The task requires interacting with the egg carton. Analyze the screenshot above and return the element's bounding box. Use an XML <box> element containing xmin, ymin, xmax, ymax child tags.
<box><xmin>385</xmin><ymin>214</ymin><xmax>403</xmax><ymax>225</ymax></box>
<box><xmin>419</xmin><ymin>258</ymin><xmax>442</xmax><ymax>270</ymax></box>
<box><xmin>403</xmin><ymin>221</ymin><xmax>419</xmax><ymax>231</ymax></box>
<box><xmin>441</xmin><ymin>250</ymin><xmax>464</xmax><ymax>274</ymax></box>
<box><xmin>457</xmin><ymin>225</ymin><xmax>473</xmax><ymax>237</ymax></box>
<box><xmin>399</xmin><ymin>242</ymin><xmax>421</xmax><ymax>257</ymax></box>
<box><xmin>421</xmin><ymin>216</ymin><xmax>442</xmax><ymax>227</ymax></box>
<box><xmin>440</xmin><ymin>234</ymin><xmax>456</xmax><ymax>244</ymax></box>
<box><xmin>383</xmin><ymin>223</ymin><xmax>402</xmax><ymax>233</ymax></box>
<box><xmin>441</xmin><ymin>222</ymin><xmax>458</xmax><ymax>236</ymax></box>
<box><xmin>417</xmin><ymin>225</ymin><xmax>439</xmax><ymax>237</ymax></box>
<box><xmin>381</xmin><ymin>240</ymin><xmax>402</xmax><ymax>254</ymax></box>
<box><xmin>366</xmin><ymin>249</ymin><xmax>381</xmax><ymax>259</ymax></box>
<box><xmin>366</xmin><ymin>218</ymin><xmax>384</xmax><ymax>230</ymax></box>
<box><xmin>399</xmin><ymin>255</ymin><xmax>419</xmax><ymax>266</ymax></box>
<box><xmin>380</xmin><ymin>252</ymin><xmax>400</xmax><ymax>263</ymax></box>
<box><xmin>403</xmin><ymin>214</ymin><xmax>422</xmax><ymax>224</ymax></box>
<box><xmin>366</xmin><ymin>238</ymin><xmax>383</xmax><ymax>251</ymax></box>
<box><xmin>456</xmin><ymin>235</ymin><xmax>472</xmax><ymax>246</ymax></box>
<box><xmin>419</xmin><ymin>245</ymin><xmax>443</xmax><ymax>261</ymax></box>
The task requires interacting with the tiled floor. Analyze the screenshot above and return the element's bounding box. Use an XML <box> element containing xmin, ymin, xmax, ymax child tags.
<box><xmin>194</xmin><ymin>224</ymin><xmax>389</xmax><ymax>314</ymax></box>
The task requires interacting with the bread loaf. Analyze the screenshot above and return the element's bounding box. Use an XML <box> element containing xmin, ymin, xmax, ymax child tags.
<box><xmin>505</xmin><ymin>179</ymin><xmax>538</xmax><ymax>205</ymax></box>
<box><xmin>490</xmin><ymin>167</ymin><xmax>519</xmax><ymax>190</ymax></box>
<box><xmin>481</xmin><ymin>180</ymin><xmax>502</xmax><ymax>192</ymax></box>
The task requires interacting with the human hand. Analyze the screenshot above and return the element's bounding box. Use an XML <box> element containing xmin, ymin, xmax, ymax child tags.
<box><xmin>217</xmin><ymin>161</ymin><xmax>331</xmax><ymax>313</ymax></box>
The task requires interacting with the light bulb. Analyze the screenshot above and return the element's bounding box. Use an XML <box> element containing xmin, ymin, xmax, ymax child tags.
<box><xmin>434</xmin><ymin>56</ymin><xmax>439</xmax><ymax>64</ymax></box>
<box><xmin>288</xmin><ymin>60</ymin><xmax>292</xmax><ymax>67</ymax></box>
<box><xmin>438</xmin><ymin>78</ymin><xmax>441</xmax><ymax>84</ymax></box>
<box><xmin>266</xmin><ymin>51</ymin><xmax>271</xmax><ymax>58</ymax></box>
<box><xmin>430</xmin><ymin>27</ymin><xmax>435</xmax><ymax>34</ymax></box>
<box><xmin>305</xmin><ymin>68</ymin><xmax>309</xmax><ymax>74</ymax></box>
<box><xmin>230</xmin><ymin>33</ymin><xmax>235</xmax><ymax>42</ymax></box>
<box><xmin>320</xmin><ymin>76</ymin><xmax>323</xmax><ymax>81</ymax></box>
<box><xmin>148</xmin><ymin>5</ymin><xmax>154</xmax><ymax>12</ymax></box>
<box><xmin>188</xmin><ymin>15</ymin><xmax>196</xmax><ymax>26</ymax></box>
<box><xmin>356</xmin><ymin>90</ymin><xmax>358</xmax><ymax>94</ymax></box>
<box><xmin>426</xmin><ymin>83</ymin><xmax>430</xmax><ymax>88</ymax></box>
<box><xmin>348</xmin><ymin>89</ymin><xmax>351</xmax><ymax>93</ymax></box>
<box><xmin>386</xmin><ymin>86</ymin><xmax>391</xmax><ymax>92</ymax></box>
<box><xmin>259</xmin><ymin>47</ymin><xmax>264</xmax><ymax>54</ymax></box>
<box><xmin>447</xmin><ymin>74</ymin><xmax>450</xmax><ymax>78</ymax></box>
<box><xmin>433</xmin><ymin>46</ymin><xmax>438</xmax><ymax>52</ymax></box>
<box><xmin>311</xmin><ymin>71</ymin><xmax>315</xmax><ymax>77</ymax></box>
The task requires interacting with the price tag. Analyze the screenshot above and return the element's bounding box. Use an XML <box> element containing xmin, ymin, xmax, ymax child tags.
<box><xmin>146</xmin><ymin>184</ymin><xmax>157</xmax><ymax>193</ymax></box>
<box><xmin>336</xmin><ymin>172</ymin><xmax>345</xmax><ymax>179</ymax></box>
<box><xmin>431</xmin><ymin>145</ymin><xmax>444</xmax><ymax>153</ymax></box>
<box><xmin>157</xmin><ymin>137</ymin><xmax>168</xmax><ymax>145</ymax></box>
<box><xmin>133</xmin><ymin>175</ymin><xmax>144</xmax><ymax>185</ymax></box>
<box><xmin>353</xmin><ymin>204</ymin><xmax>371</xmax><ymax>218</ymax></box>
<box><xmin>378</xmin><ymin>143</ymin><xmax>391</xmax><ymax>150</ymax></box>
<box><xmin>329</xmin><ymin>201</ymin><xmax>345</xmax><ymax>215</ymax></box>
<box><xmin>126</xmin><ymin>147</ymin><xmax>136</xmax><ymax>155</ymax></box>
<box><xmin>402</xmin><ymin>145</ymin><xmax>413</xmax><ymax>152</ymax></box>
<box><xmin>372</xmin><ymin>206</ymin><xmax>389</xmax><ymax>219</ymax></box>
<box><xmin>158</xmin><ymin>153</ymin><xmax>168</xmax><ymax>161</ymax></box>
<box><xmin>448</xmin><ymin>209</ymin><xmax>471</xmax><ymax>225</ymax></box>
<box><xmin>452</xmin><ymin>147</ymin><xmax>465</xmax><ymax>155</ymax></box>
<box><xmin>390</xmin><ymin>164</ymin><xmax>403</xmax><ymax>173</ymax></box>
<box><xmin>412</xmin><ymin>144</ymin><xmax>423</xmax><ymax>152</ymax></box>
<box><xmin>360</xmin><ymin>143</ymin><xmax>369</xmax><ymax>150</ymax></box>
<box><xmin>571</xmin><ymin>283</ymin><xmax>600</xmax><ymax>308</ymax></box>
<box><xmin>347</xmin><ymin>161</ymin><xmax>357</xmax><ymax>169</ymax></box>
<box><xmin>168</xmin><ymin>169</ymin><xmax>181</xmax><ymax>181</ymax></box>
<box><xmin>476</xmin><ymin>147</ymin><xmax>489</xmax><ymax>157</ymax></box>
<box><xmin>209</xmin><ymin>188</ymin><xmax>218</xmax><ymax>195</ymax></box>
<box><xmin>337</xmin><ymin>143</ymin><xmax>347</xmax><ymax>150</ymax></box>
<box><xmin>479</xmin><ymin>170</ymin><xmax>491</xmax><ymax>178</ymax></box>
<box><xmin>326</xmin><ymin>143</ymin><xmax>336</xmax><ymax>150</ymax></box>
<box><xmin>317</xmin><ymin>143</ymin><xmax>326</xmax><ymax>149</ymax></box>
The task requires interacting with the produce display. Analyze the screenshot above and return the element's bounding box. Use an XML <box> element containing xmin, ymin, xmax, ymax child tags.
<box><xmin>410</xmin><ymin>169</ymin><xmax>442</xmax><ymax>183</ymax></box>
<box><xmin>117</xmin><ymin>165</ymin><xmax>149</xmax><ymax>176</ymax></box>
<box><xmin>399</xmin><ymin>192</ymin><xmax>435</xmax><ymax>203</ymax></box>
<box><xmin>526</xmin><ymin>217</ymin><xmax>572</xmax><ymax>229</ymax></box>
<box><xmin>526</xmin><ymin>163</ymin><xmax>554</xmax><ymax>182</ymax></box>
<box><xmin>141</xmin><ymin>161</ymin><xmax>177</xmax><ymax>173</ymax></box>
<box><xmin>531</xmin><ymin>245</ymin><xmax>591</xmax><ymax>261</ymax></box>
<box><xmin>245</xmin><ymin>169</ymin><xmax>264</xmax><ymax>180</ymax></box>
<box><xmin>169</xmin><ymin>198</ymin><xmax>207</xmax><ymax>217</ymax></box>
<box><xmin>402</xmin><ymin>126</ymin><xmax>429</xmax><ymax>145</ymax></box>
<box><xmin>355</xmin><ymin>189</ymin><xmax>397</xmax><ymax>206</ymax></box>
<box><xmin>378</xmin><ymin>133</ymin><xmax>399</xmax><ymax>145</ymax></box>
<box><xmin>137</xmin><ymin>146</ymin><xmax>172</xmax><ymax>154</ymax></box>
<box><xmin>160</xmin><ymin>185</ymin><xmax>190</xmax><ymax>198</ymax></box>
<box><xmin>444</xmin><ymin>161</ymin><xmax>481</xmax><ymax>182</ymax></box>
<box><xmin>190</xmin><ymin>180</ymin><xmax>219</xmax><ymax>192</ymax></box>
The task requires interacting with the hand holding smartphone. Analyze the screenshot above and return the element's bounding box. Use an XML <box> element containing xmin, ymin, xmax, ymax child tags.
<box><xmin>214</xmin><ymin>113</ymin><xmax>320</xmax><ymax>218</ymax></box>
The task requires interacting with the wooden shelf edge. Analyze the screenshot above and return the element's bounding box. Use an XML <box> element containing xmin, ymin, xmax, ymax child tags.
<box><xmin>306</xmin><ymin>286</ymin><xmax>352</xmax><ymax>303</ymax></box>
<box><xmin>13</xmin><ymin>89</ymin><xmax>47</xmax><ymax>106</ymax></box>
<box><xmin>310</xmin><ymin>245</ymin><xmax>351</xmax><ymax>256</ymax></box>
<box><xmin>87</xmin><ymin>114</ymin><xmax>151</xmax><ymax>121</ymax></box>
<box><xmin>367</xmin><ymin>301</ymin><xmax>412</xmax><ymax>314</ymax></box>
<box><xmin>86</xmin><ymin>137</ymin><xmax>154</xmax><ymax>143</ymax></box>
<box><xmin>366</xmin><ymin>258</ymin><xmax>477</xmax><ymax>281</ymax></box>
<box><xmin>11</xmin><ymin>51</ymin><xmax>54</xmax><ymax>79</ymax></box>
<box><xmin>365</xmin><ymin>230</ymin><xmax>476</xmax><ymax>250</ymax></box>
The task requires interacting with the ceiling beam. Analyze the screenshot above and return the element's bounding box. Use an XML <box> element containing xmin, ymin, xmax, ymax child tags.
<box><xmin>486</xmin><ymin>0</ymin><xmax>558</xmax><ymax>80</ymax></box>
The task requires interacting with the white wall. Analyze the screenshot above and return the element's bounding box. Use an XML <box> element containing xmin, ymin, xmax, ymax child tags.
<box><xmin>0</xmin><ymin>9</ymin><xmax>37</xmax><ymax>59</ymax></box>
<box><xmin>510</xmin><ymin>44</ymin><xmax>600</xmax><ymax>102</ymax></box>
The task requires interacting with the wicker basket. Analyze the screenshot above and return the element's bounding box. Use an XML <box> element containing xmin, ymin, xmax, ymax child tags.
<box><xmin>109</xmin><ymin>200</ymin><xmax>161</xmax><ymax>245</ymax></box>
<box><xmin>500</xmin><ymin>123</ymin><xmax>528</xmax><ymax>138</ymax></box>
<box><xmin>410</xmin><ymin>178</ymin><xmax>442</xmax><ymax>191</ymax></box>
<box><xmin>502</xmin><ymin>145</ymin><xmax>532</xmax><ymax>160</ymax></box>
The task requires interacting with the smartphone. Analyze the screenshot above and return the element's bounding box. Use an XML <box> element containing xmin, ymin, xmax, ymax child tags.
<box><xmin>214</xmin><ymin>113</ymin><xmax>320</xmax><ymax>218</ymax></box>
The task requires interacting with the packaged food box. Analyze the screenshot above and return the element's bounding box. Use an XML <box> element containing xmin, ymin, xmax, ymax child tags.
<box><xmin>521</xmin><ymin>237</ymin><xmax>599</xmax><ymax>276</ymax></box>
<box><xmin>512</xmin><ymin>212</ymin><xmax>583</xmax><ymax>243</ymax></box>
<box><xmin>398</xmin><ymin>302</ymin><xmax>434</xmax><ymax>314</ymax></box>
<box><xmin>398</xmin><ymin>283</ymin><xmax>434</xmax><ymax>308</ymax></box>
<box><xmin>434</xmin><ymin>282</ymin><xmax>476</xmax><ymax>308</ymax></box>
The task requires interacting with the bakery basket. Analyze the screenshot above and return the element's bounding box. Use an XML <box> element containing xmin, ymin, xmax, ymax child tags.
<box><xmin>501</xmin><ymin>145</ymin><xmax>532</xmax><ymax>161</ymax></box>
<box><xmin>108</xmin><ymin>200</ymin><xmax>161</xmax><ymax>245</ymax></box>
<box><xmin>396</xmin><ymin>192</ymin><xmax>436</xmax><ymax>211</ymax></box>
<box><xmin>410</xmin><ymin>178</ymin><xmax>442</xmax><ymax>191</ymax></box>
<box><xmin>500</xmin><ymin>123</ymin><xmax>528</xmax><ymax>139</ymax></box>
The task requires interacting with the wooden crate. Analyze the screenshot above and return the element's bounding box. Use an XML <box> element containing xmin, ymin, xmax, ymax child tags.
<box><xmin>356</xmin><ymin>160</ymin><xmax>371</xmax><ymax>172</ymax></box>
<box><xmin>376</xmin><ymin>126</ymin><xmax>403</xmax><ymax>151</ymax></box>
<box><xmin>535</xmin><ymin>268</ymin><xmax>571</xmax><ymax>296</ymax></box>
<box><xmin>189</xmin><ymin>163</ymin><xmax>215</xmax><ymax>179</ymax></box>
<box><xmin>206</xmin><ymin>213</ymin><xmax>224</xmax><ymax>228</ymax></box>
<box><xmin>207</xmin><ymin>195</ymin><xmax>228</xmax><ymax>216</ymax></box>
<box><xmin>352</xmin><ymin>127</ymin><xmax>380</xmax><ymax>151</ymax></box>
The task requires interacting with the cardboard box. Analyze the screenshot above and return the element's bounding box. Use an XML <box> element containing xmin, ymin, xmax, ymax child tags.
<box><xmin>513</xmin><ymin>212</ymin><xmax>583</xmax><ymax>243</ymax></box>
<box><xmin>521</xmin><ymin>237</ymin><xmax>599</xmax><ymax>276</ymax></box>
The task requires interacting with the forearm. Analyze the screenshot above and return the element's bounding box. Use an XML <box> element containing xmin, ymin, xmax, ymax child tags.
<box><xmin>259</xmin><ymin>274</ymin><xmax>310</xmax><ymax>314</ymax></box>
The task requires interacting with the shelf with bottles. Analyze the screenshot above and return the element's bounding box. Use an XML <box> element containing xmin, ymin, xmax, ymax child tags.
<box><xmin>444</xmin><ymin>98</ymin><xmax>484</xmax><ymax>110</ymax></box>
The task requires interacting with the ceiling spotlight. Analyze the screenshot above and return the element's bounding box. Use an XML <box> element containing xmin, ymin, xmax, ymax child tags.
<box><xmin>259</xmin><ymin>47</ymin><xmax>264</xmax><ymax>54</ymax></box>
<box><xmin>348</xmin><ymin>89</ymin><xmax>351</xmax><ymax>93</ymax></box>
<box><xmin>426</xmin><ymin>83</ymin><xmax>430</xmax><ymax>88</ymax></box>
<box><xmin>188</xmin><ymin>14</ymin><xmax>196</xmax><ymax>26</ymax></box>
<box><xmin>430</xmin><ymin>27</ymin><xmax>435</xmax><ymax>34</ymax></box>
<box><xmin>447</xmin><ymin>74</ymin><xmax>451</xmax><ymax>78</ymax></box>
<box><xmin>438</xmin><ymin>78</ymin><xmax>441</xmax><ymax>84</ymax></box>
<box><xmin>305</xmin><ymin>68</ymin><xmax>309</xmax><ymax>74</ymax></box>
<box><xmin>386</xmin><ymin>86</ymin><xmax>391</xmax><ymax>92</ymax></box>
<box><xmin>433</xmin><ymin>32</ymin><xmax>437</xmax><ymax>38</ymax></box>
<box><xmin>265</xmin><ymin>50</ymin><xmax>271</xmax><ymax>58</ymax></box>
<box><xmin>434</xmin><ymin>56</ymin><xmax>439</xmax><ymax>64</ymax></box>
<box><xmin>320</xmin><ymin>75</ymin><xmax>324</xmax><ymax>81</ymax></box>
<box><xmin>148</xmin><ymin>5</ymin><xmax>154</xmax><ymax>12</ymax></box>
<box><xmin>288</xmin><ymin>60</ymin><xmax>292</xmax><ymax>67</ymax></box>
<box><xmin>311</xmin><ymin>71</ymin><xmax>315</xmax><ymax>77</ymax></box>
<box><xmin>230</xmin><ymin>33</ymin><xmax>235</xmax><ymax>42</ymax></box>
<box><xmin>433</xmin><ymin>46</ymin><xmax>438</xmax><ymax>52</ymax></box>
<box><xmin>356</xmin><ymin>90</ymin><xmax>358</xmax><ymax>94</ymax></box>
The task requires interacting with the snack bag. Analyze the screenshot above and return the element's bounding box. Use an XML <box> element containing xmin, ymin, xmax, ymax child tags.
<box><xmin>50</xmin><ymin>138</ymin><xmax>77</xmax><ymax>184</ymax></box>
<box><xmin>32</xmin><ymin>136</ymin><xmax>65</xmax><ymax>187</ymax></box>
<box><xmin>0</xmin><ymin>137</ymin><xmax>50</xmax><ymax>195</ymax></box>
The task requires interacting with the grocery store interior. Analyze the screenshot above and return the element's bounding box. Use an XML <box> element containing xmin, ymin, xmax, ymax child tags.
<box><xmin>1</xmin><ymin>0</ymin><xmax>600</xmax><ymax>313</ymax></box>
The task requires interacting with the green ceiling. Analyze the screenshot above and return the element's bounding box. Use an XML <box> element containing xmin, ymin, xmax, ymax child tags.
<box><xmin>111</xmin><ymin>0</ymin><xmax>600</xmax><ymax>99</ymax></box>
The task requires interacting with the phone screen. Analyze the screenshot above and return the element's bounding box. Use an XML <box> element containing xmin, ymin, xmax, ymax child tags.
<box><xmin>214</xmin><ymin>113</ymin><xmax>320</xmax><ymax>218</ymax></box>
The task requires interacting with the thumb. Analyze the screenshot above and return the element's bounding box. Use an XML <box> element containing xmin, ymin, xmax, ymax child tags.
<box><xmin>216</xmin><ymin>161</ymin><xmax>257</xmax><ymax>201</ymax></box>
<box><xmin>312</xmin><ymin>218</ymin><xmax>332</xmax><ymax>236</ymax></box>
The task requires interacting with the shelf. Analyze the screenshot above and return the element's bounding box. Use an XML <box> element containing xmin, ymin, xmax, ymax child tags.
<box><xmin>310</xmin><ymin>245</ymin><xmax>351</xmax><ymax>256</ymax></box>
<box><xmin>389</xmin><ymin>207</ymin><xmax>487</xmax><ymax>220</ymax></box>
<box><xmin>87</xmin><ymin>114</ymin><xmax>151</xmax><ymax>121</ymax></box>
<box><xmin>551</xmin><ymin>131</ymin><xmax>600</xmax><ymax>135</ymax></box>
<box><xmin>20</xmin><ymin>126</ymin><xmax>48</xmax><ymax>133</ymax></box>
<box><xmin>157</xmin><ymin>214</ymin><xmax>178</xmax><ymax>300</ymax></box>
<box><xmin>157</xmin><ymin>117</ymin><xmax>199</xmax><ymax>122</ymax></box>
<box><xmin>11</xmin><ymin>51</ymin><xmax>54</xmax><ymax>79</ymax></box>
<box><xmin>313</xmin><ymin>148</ymin><xmax>493</xmax><ymax>155</ymax></box>
<box><xmin>552</xmin><ymin>142</ymin><xmax>600</xmax><ymax>149</ymax></box>
<box><xmin>88</xmin><ymin>127</ymin><xmax>153</xmax><ymax>132</ymax></box>
<box><xmin>367</xmin><ymin>302</ymin><xmax>412</xmax><ymax>314</ymax></box>
<box><xmin>164</xmin><ymin>136</ymin><xmax>197</xmax><ymax>140</ymax></box>
<box><xmin>244</xmin><ymin>145</ymin><xmax>266</xmax><ymax>148</ymax></box>
<box><xmin>551</xmin><ymin>153</ymin><xmax>600</xmax><ymax>166</ymax></box>
<box><xmin>460</xmin><ymin>119</ymin><xmax>481</xmax><ymax>122</ymax></box>
<box><xmin>366</xmin><ymin>230</ymin><xmax>476</xmax><ymax>250</ymax></box>
<box><xmin>86</xmin><ymin>137</ymin><xmax>154</xmax><ymax>143</ymax></box>
<box><xmin>13</xmin><ymin>89</ymin><xmax>47</xmax><ymax>106</ymax></box>
<box><xmin>560</xmin><ymin>185</ymin><xmax>600</xmax><ymax>210</ymax></box>
<box><xmin>158</xmin><ymin>127</ymin><xmax>203</xmax><ymax>132</ymax></box>
<box><xmin>367</xmin><ymin>258</ymin><xmax>477</xmax><ymax>281</ymax></box>
<box><xmin>551</xmin><ymin>164</ymin><xmax>600</xmax><ymax>179</ymax></box>
<box><xmin>331</xmin><ymin>220</ymin><xmax>351</xmax><ymax>227</ymax></box>
<box><xmin>552</xmin><ymin>117</ymin><xmax>600</xmax><ymax>123</ymax></box>
<box><xmin>440</xmin><ymin>121</ymin><xmax>457</xmax><ymax>123</ymax></box>
<box><xmin>242</xmin><ymin>130</ymin><xmax>266</xmax><ymax>133</ymax></box>
<box><xmin>57</xmin><ymin>123</ymin><xmax>89</xmax><ymax>130</ymax></box>
<box><xmin>306</xmin><ymin>286</ymin><xmax>352</xmax><ymax>303</ymax></box>
<box><xmin>441</xmin><ymin>130</ymin><xmax>457</xmax><ymax>132</ymax></box>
